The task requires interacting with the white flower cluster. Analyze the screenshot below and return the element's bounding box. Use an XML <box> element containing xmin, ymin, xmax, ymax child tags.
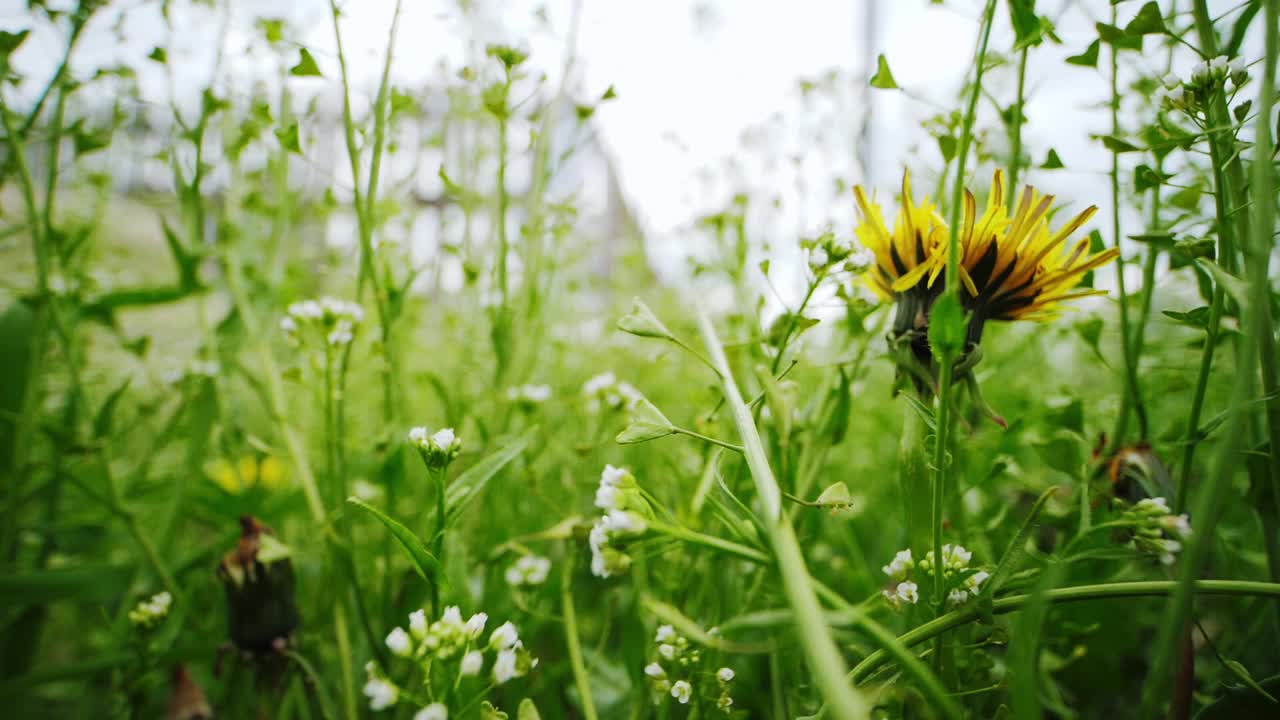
<box><xmin>880</xmin><ymin>546</ymin><xmax>989</xmax><ymax>610</ymax></box>
<box><xmin>506</xmin><ymin>384</ymin><xmax>552</xmax><ymax>406</ymax></box>
<box><xmin>805</xmin><ymin>231</ymin><xmax>869</xmax><ymax>274</ymax></box>
<box><xmin>582</xmin><ymin>372</ymin><xmax>642</xmax><ymax>414</ymax></box>
<box><xmin>408</xmin><ymin>426</ymin><xmax>462</xmax><ymax>470</ymax></box>
<box><xmin>504</xmin><ymin>554</ymin><xmax>551</xmax><ymax>587</ymax></box>
<box><xmin>1125</xmin><ymin>497</ymin><xmax>1191</xmax><ymax>565</ymax></box>
<box><xmin>367</xmin><ymin>607</ymin><xmax>536</xmax><ymax>713</ymax></box>
<box><xmin>127</xmin><ymin>591</ymin><xmax>173</xmax><ymax>630</ymax></box>
<box><xmin>644</xmin><ymin>625</ymin><xmax>735</xmax><ymax>712</ymax></box>
<box><xmin>1156</xmin><ymin>56</ymin><xmax>1248</xmax><ymax>113</ymax></box>
<box><xmin>281</xmin><ymin>296</ymin><xmax>365</xmax><ymax>348</ymax></box>
<box><xmin>589</xmin><ymin>465</ymin><xmax>652</xmax><ymax>578</ymax></box>
<box><xmin>163</xmin><ymin>358</ymin><xmax>221</xmax><ymax>385</ymax></box>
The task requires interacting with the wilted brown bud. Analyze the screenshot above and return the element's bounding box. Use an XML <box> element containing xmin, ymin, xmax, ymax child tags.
<box><xmin>216</xmin><ymin>516</ymin><xmax>300</xmax><ymax>654</ymax></box>
<box><xmin>166</xmin><ymin>665</ymin><xmax>212</xmax><ymax>720</ymax></box>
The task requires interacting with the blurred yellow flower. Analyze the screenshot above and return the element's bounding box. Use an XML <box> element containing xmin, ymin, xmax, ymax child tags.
<box><xmin>208</xmin><ymin>455</ymin><xmax>289</xmax><ymax>494</ymax></box>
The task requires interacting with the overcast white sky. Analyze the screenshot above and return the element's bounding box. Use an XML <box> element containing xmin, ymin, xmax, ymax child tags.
<box><xmin>1</xmin><ymin>0</ymin><xmax>1260</xmax><ymax>295</ymax></box>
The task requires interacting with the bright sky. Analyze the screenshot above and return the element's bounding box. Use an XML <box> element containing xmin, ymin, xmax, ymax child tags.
<box><xmin>1</xmin><ymin>0</ymin><xmax>1262</xmax><ymax>295</ymax></box>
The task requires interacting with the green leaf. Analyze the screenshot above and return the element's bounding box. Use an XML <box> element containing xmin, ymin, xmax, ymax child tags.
<box><xmin>517</xmin><ymin>699</ymin><xmax>542</xmax><ymax>720</ymax></box>
<box><xmin>983</xmin><ymin>486</ymin><xmax>1057</xmax><ymax>600</ymax></box>
<box><xmin>1080</xmin><ymin>230</ymin><xmax>1106</xmax><ymax>288</ymax></box>
<box><xmin>0</xmin><ymin>302</ymin><xmax>35</xmax><ymax>474</ymax></box>
<box><xmin>1040</xmin><ymin>148</ymin><xmax>1064</xmax><ymax>169</ymax></box>
<box><xmin>92</xmin><ymin>378</ymin><xmax>132</xmax><ymax>438</ymax></box>
<box><xmin>1134</xmin><ymin>164</ymin><xmax>1171</xmax><ymax>193</ymax></box>
<box><xmin>147</xmin><ymin>46</ymin><xmax>166</xmax><ymax>63</ymax></box>
<box><xmin>289</xmin><ymin>47</ymin><xmax>322</xmax><ymax>77</ymax></box>
<box><xmin>480</xmin><ymin>701</ymin><xmax>509</xmax><ymax>720</ymax></box>
<box><xmin>766</xmin><ymin>313</ymin><xmax>819</xmax><ymax>347</ymax></box>
<box><xmin>1124</xmin><ymin>2</ymin><xmax>1167</xmax><ymax>36</ymax></box>
<box><xmin>1162</xmin><ymin>307</ymin><xmax>1211</xmax><ymax>329</ymax></box>
<box><xmin>937</xmin><ymin>135</ymin><xmax>957</xmax><ymax>163</ymax></box>
<box><xmin>390</xmin><ymin>87</ymin><xmax>415</xmax><ymax>118</ymax></box>
<box><xmin>1226</xmin><ymin>1</ymin><xmax>1262</xmax><ymax>56</ymax></box>
<box><xmin>72</xmin><ymin>125</ymin><xmax>110</xmax><ymax>156</ymax></box>
<box><xmin>1221</xmin><ymin>659</ymin><xmax>1280</xmax><ymax>704</ymax></box>
<box><xmin>1194</xmin><ymin>674</ymin><xmax>1280</xmax><ymax>718</ymax></box>
<box><xmin>1196</xmin><ymin>258</ymin><xmax>1250</xmax><ymax>307</ymax></box>
<box><xmin>1008</xmin><ymin>0</ymin><xmax>1043</xmax><ymax>48</ymax></box>
<box><xmin>928</xmin><ymin>293</ymin><xmax>966</xmax><ymax>359</ymax></box>
<box><xmin>617</xmin><ymin>298</ymin><xmax>675</xmax><ymax>341</ymax></box>
<box><xmin>869</xmin><ymin>53</ymin><xmax>898</xmax><ymax>89</ymax></box>
<box><xmin>616</xmin><ymin>398</ymin><xmax>676</xmax><ymax>444</ymax></box>
<box><xmin>1234</xmin><ymin>99</ymin><xmax>1253</xmax><ymax>124</ymax></box>
<box><xmin>444</xmin><ymin>429</ymin><xmax>533</xmax><ymax>523</ymax></box>
<box><xmin>274</xmin><ymin>122</ymin><xmax>301</xmax><ymax>154</ymax></box>
<box><xmin>601</xmin><ymin>84</ymin><xmax>617</xmax><ymax>101</ymax></box>
<box><xmin>1098</xmin><ymin>134</ymin><xmax>1141</xmax><ymax>153</ymax></box>
<box><xmin>258</xmin><ymin>18</ymin><xmax>284</xmax><ymax>45</ymax></box>
<box><xmin>0</xmin><ymin>30</ymin><xmax>29</xmax><ymax>62</ymax></box>
<box><xmin>1065</xmin><ymin>39</ymin><xmax>1100</xmax><ymax>67</ymax></box>
<box><xmin>0</xmin><ymin>565</ymin><xmax>132</xmax><ymax>605</ymax></box>
<box><xmin>347</xmin><ymin>497</ymin><xmax>444</xmax><ymax>584</ymax></box>
<box><xmin>1096</xmin><ymin>22</ymin><xmax>1142</xmax><ymax>51</ymax></box>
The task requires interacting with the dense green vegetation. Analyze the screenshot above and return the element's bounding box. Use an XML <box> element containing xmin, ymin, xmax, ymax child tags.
<box><xmin>2</xmin><ymin>1</ymin><xmax>1279</xmax><ymax>718</ymax></box>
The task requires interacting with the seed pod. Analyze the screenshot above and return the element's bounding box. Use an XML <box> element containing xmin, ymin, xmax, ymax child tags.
<box><xmin>217</xmin><ymin>516</ymin><xmax>300</xmax><ymax>654</ymax></box>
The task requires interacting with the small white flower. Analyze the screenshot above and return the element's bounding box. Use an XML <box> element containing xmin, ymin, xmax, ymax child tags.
<box><xmin>671</xmin><ymin>680</ymin><xmax>692</xmax><ymax>704</ymax></box>
<box><xmin>460</xmin><ymin>650</ymin><xmax>484</xmax><ymax>677</ymax></box>
<box><xmin>493</xmin><ymin>649</ymin><xmax>518</xmax><ymax>684</ymax></box>
<box><xmin>884</xmin><ymin>580</ymin><xmax>920</xmax><ymax>609</ymax></box>
<box><xmin>432</xmin><ymin>428</ymin><xmax>456</xmax><ymax>450</ymax></box>
<box><xmin>594</xmin><ymin>484</ymin><xmax>621</xmax><ymax>511</ymax></box>
<box><xmin>506</xmin><ymin>555</ymin><xmax>552</xmax><ymax>587</ymax></box>
<box><xmin>942</xmin><ymin>544</ymin><xmax>972</xmax><ymax>570</ymax></box>
<box><xmin>845</xmin><ymin>246</ymin><xmax>875</xmax><ymax>273</ymax></box>
<box><xmin>604</xmin><ymin>509</ymin><xmax>647</xmax><ymax>536</ymax></box>
<box><xmin>1162</xmin><ymin>513</ymin><xmax>1192</xmax><ymax>539</ymax></box>
<box><xmin>409</xmin><ymin>609</ymin><xmax>428</xmax><ymax>639</ymax></box>
<box><xmin>1191</xmin><ymin>60</ymin><xmax>1210</xmax><ymax>81</ymax></box>
<box><xmin>327</xmin><ymin>318</ymin><xmax>354</xmax><ymax>346</ymax></box>
<box><xmin>583</xmin><ymin>372</ymin><xmax>617</xmax><ymax>396</ymax></box>
<box><xmin>464</xmin><ymin>612</ymin><xmax>488</xmax><ymax>638</ymax></box>
<box><xmin>363</xmin><ymin>677</ymin><xmax>398</xmax><ymax>711</ymax></box>
<box><xmin>414</xmin><ymin>703</ymin><xmax>448</xmax><ymax>720</ymax></box>
<box><xmin>658</xmin><ymin>643</ymin><xmax>676</xmax><ymax>660</ymax></box>
<box><xmin>882</xmin><ymin>548</ymin><xmax>913</xmax><ymax>580</ymax></box>
<box><xmin>717</xmin><ymin>695</ymin><xmax>734</xmax><ymax>712</ymax></box>
<box><xmin>408</xmin><ymin>427</ymin><xmax>429</xmax><ymax>448</ymax></box>
<box><xmin>439</xmin><ymin>606</ymin><xmax>463</xmax><ymax>629</ymax></box>
<box><xmin>947</xmin><ymin>589</ymin><xmax>970</xmax><ymax>607</ymax></box>
<box><xmin>1161</xmin><ymin>72</ymin><xmax>1181</xmax><ymax>90</ymax></box>
<box><xmin>1209</xmin><ymin>55</ymin><xmax>1229</xmax><ymax>76</ymax></box>
<box><xmin>490</xmin><ymin>621</ymin><xmax>519</xmax><ymax>650</ymax></box>
<box><xmin>655</xmin><ymin>625</ymin><xmax>676</xmax><ymax>644</ymax></box>
<box><xmin>1229</xmin><ymin>57</ymin><xmax>1247</xmax><ymax>76</ymax></box>
<box><xmin>1135</xmin><ymin>497</ymin><xmax>1170</xmax><ymax>514</ymax></box>
<box><xmin>385</xmin><ymin>627</ymin><xmax>412</xmax><ymax>657</ymax></box>
<box><xmin>965</xmin><ymin>570</ymin><xmax>990</xmax><ymax>593</ymax></box>
<box><xmin>808</xmin><ymin>246</ymin><xmax>829</xmax><ymax>272</ymax></box>
<box><xmin>601</xmin><ymin>464</ymin><xmax>629</xmax><ymax>487</ymax></box>
<box><xmin>644</xmin><ymin>662</ymin><xmax>666</xmax><ymax>679</ymax></box>
<box><xmin>717</xmin><ymin>667</ymin><xmax>735</xmax><ymax>683</ymax></box>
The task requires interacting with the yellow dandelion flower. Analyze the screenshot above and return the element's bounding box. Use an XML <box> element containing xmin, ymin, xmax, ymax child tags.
<box><xmin>953</xmin><ymin>170</ymin><xmax>1117</xmax><ymax>342</ymax></box>
<box><xmin>852</xmin><ymin>168</ymin><xmax>949</xmax><ymax>302</ymax></box>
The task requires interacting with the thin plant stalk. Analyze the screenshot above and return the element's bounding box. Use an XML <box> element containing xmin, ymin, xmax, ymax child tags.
<box><xmin>696</xmin><ymin>309</ymin><xmax>869</xmax><ymax>719</ymax></box>
<box><xmin>1142</xmin><ymin>5</ymin><xmax>1278</xmax><ymax>710</ymax></box>
<box><xmin>851</xmin><ymin>579</ymin><xmax>1280</xmax><ymax>684</ymax></box>
<box><xmin>933</xmin><ymin>0</ymin><xmax>997</xmax><ymax>658</ymax></box>
<box><xmin>560</xmin><ymin>546</ymin><xmax>598</xmax><ymax>720</ymax></box>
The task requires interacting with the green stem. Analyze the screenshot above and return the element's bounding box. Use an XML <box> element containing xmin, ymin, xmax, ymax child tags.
<box><xmin>696</xmin><ymin>310</ymin><xmax>868</xmax><ymax>719</ymax></box>
<box><xmin>560</xmin><ymin>546</ymin><xmax>598</xmax><ymax>720</ymax></box>
<box><xmin>851</xmin><ymin>580</ymin><xmax>1280</xmax><ymax>684</ymax></box>
<box><xmin>933</xmin><ymin>0</ymin><xmax>997</xmax><ymax>666</ymax></box>
<box><xmin>672</xmin><ymin>427</ymin><xmax>744</xmax><ymax>454</ymax></box>
<box><xmin>1109</xmin><ymin>3</ymin><xmax>1147</xmax><ymax>447</ymax></box>
<box><xmin>1007</xmin><ymin>46</ymin><xmax>1028</xmax><ymax>207</ymax></box>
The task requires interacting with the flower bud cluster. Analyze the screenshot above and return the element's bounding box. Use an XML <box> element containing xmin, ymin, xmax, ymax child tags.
<box><xmin>280</xmin><ymin>296</ymin><xmax>365</xmax><ymax>348</ymax></box>
<box><xmin>643</xmin><ymin>625</ymin><xmax>736</xmax><ymax>713</ymax></box>
<box><xmin>504</xmin><ymin>554</ymin><xmax>552</xmax><ymax>587</ymax></box>
<box><xmin>582</xmin><ymin>372</ymin><xmax>642</xmax><ymax>414</ymax></box>
<box><xmin>368</xmin><ymin>607</ymin><xmax>537</xmax><ymax>713</ymax></box>
<box><xmin>128</xmin><ymin>591</ymin><xmax>173</xmax><ymax>630</ymax></box>
<box><xmin>589</xmin><ymin>465</ymin><xmax>652</xmax><ymax>578</ymax></box>
<box><xmin>880</xmin><ymin>545</ymin><xmax>989</xmax><ymax>610</ymax></box>
<box><xmin>1156</xmin><ymin>56</ymin><xmax>1248</xmax><ymax>114</ymax></box>
<box><xmin>1123</xmin><ymin>497</ymin><xmax>1191</xmax><ymax>565</ymax></box>
<box><xmin>803</xmin><ymin>231</ymin><xmax>870</xmax><ymax>274</ymax></box>
<box><xmin>408</xmin><ymin>426</ymin><xmax>462</xmax><ymax>470</ymax></box>
<box><xmin>506</xmin><ymin>384</ymin><xmax>552</xmax><ymax>407</ymax></box>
